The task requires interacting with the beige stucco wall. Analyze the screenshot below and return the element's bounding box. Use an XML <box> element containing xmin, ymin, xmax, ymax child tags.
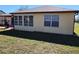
<box><xmin>13</xmin><ymin>12</ymin><xmax>74</xmax><ymax>35</ymax></box>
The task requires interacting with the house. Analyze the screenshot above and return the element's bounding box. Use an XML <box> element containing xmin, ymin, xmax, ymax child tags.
<box><xmin>0</xmin><ymin>10</ymin><xmax>12</xmax><ymax>26</ymax></box>
<box><xmin>75</xmin><ymin>15</ymin><xmax>79</xmax><ymax>22</ymax></box>
<box><xmin>11</xmin><ymin>6</ymin><xmax>78</xmax><ymax>35</ymax></box>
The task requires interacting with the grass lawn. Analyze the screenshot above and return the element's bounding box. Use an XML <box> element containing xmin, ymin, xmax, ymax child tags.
<box><xmin>74</xmin><ymin>22</ymin><xmax>79</xmax><ymax>36</ymax></box>
<box><xmin>0</xmin><ymin>23</ymin><xmax>79</xmax><ymax>54</ymax></box>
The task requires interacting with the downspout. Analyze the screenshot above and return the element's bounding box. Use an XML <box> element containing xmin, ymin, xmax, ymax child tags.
<box><xmin>73</xmin><ymin>13</ymin><xmax>75</xmax><ymax>35</ymax></box>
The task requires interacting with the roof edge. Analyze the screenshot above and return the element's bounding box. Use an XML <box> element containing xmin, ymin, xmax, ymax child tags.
<box><xmin>10</xmin><ymin>10</ymin><xmax>79</xmax><ymax>14</ymax></box>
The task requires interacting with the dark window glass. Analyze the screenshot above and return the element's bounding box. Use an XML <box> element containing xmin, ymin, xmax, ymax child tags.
<box><xmin>14</xmin><ymin>16</ymin><xmax>17</xmax><ymax>20</ymax></box>
<box><xmin>24</xmin><ymin>16</ymin><xmax>28</xmax><ymax>26</ymax></box>
<box><xmin>44</xmin><ymin>15</ymin><xmax>59</xmax><ymax>27</ymax></box>
<box><xmin>44</xmin><ymin>15</ymin><xmax>51</xmax><ymax>21</ymax></box>
<box><xmin>19</xmin><ymin>16</ymin><xmax>22</xmax><ymax>25</ymax></box>
<box><xmin>44</xmin><ymin>21</ymin><xmax>51</xmax><ymax>26</ymax></box>
<box><xmin>14</xmin><ymin>16</ymin><xmax>18</xmax><ymax>25</ymax></box>
<box><xmin>52</xmin><ymin>21</ymin><xmax>59</xmax><ymax>27</ymax></box>
<box><xmin>29</xmin><ymin>16</ymin><xmax>33</xmax><ymax>26</ymax></box>
<box><xmin>52</xmin><ymin>15</ymin><xmax>59</xmax><ymax>21</ymax></box>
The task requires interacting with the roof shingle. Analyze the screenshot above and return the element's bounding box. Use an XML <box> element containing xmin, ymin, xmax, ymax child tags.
<box><xmin>11</xmin><ymin>5</ymin><xmax>79</xmax><ymax>14</ymax></box>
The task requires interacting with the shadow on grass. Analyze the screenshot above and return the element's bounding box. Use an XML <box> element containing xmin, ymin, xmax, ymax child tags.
<box><xmin>75</xmin><ymin>21</ymin><xmax>79</xmax><ymax>23</ymax></box>
<box><xmin>0</xmin><ymin>29</ymin><xmax>79</xmax><ymax>47</ymax></box>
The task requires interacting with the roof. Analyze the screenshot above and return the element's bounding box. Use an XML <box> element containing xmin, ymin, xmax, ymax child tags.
<box><xmin>0</xmin><ymin>14</ymin><xmax>12</xmax><ymax>17</ymax></box>
<box><xmin>11</xmin><ymin>6</ymin><xmax>79</xmax><ymax>14</ymax></box>
<box><xmin>0</xmin><ymin>10</ymin><xmax>11</xmax><ymax>17</ymax></box>
<box><xmin>0</xmin><ymin>10</ymin><xmax>6</xmax><ymax>14</ymax></box>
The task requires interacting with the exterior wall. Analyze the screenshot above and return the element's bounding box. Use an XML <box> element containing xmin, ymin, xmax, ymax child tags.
<box><xmin>13</xmin><ymin>13</ymin><xmax>74</xmax><ymax>35</ymax></box>
<box><xmin>0</xmin><ymin>17</ymin><xmax>12</xmax><ymax>26</ymax></box>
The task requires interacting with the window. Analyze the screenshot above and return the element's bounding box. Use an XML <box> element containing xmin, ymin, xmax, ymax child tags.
<box><xmin>24</xmin><ymin>16</ymin><xmax>28</xmax><ymax>26</ymax></box>
<box><xmin>44</xmin><ymin>21</ymin><xmax>51</xmax><ymax>26</ymax></box>
<box><xmin>24</xmin><ymin>16</ymin><xmax>33</xmax><ymax>26</ymax></box>
<box><xmin>19</xmin><ymin>16</ymin><xmax>22</xmax><ymax>25</ymax></box>
<box><xmin>44</xmin><ymin>15</ymin><xmax>59</xmax><ymax>27</ymax></box>
<box><xmin>29</xmin><ymin>16</ymin><xmax>33</xmax><ymax>26</ymax></box>
<box><xmin>51</xmin><ymin>15</ymin><xmax>59</xmax><ymax>27</ymax></box>
<box><xmin>14</xmin><ymin>16</ymin><xmax>18</xmax><ymax>25</ymax></box>
<box><xmin>44</xmin><ymin>15</ymin><xmax>51</xmax><ymax>21</ymax></box>
<box><xmin>52</xmin><ymin>21</ymin><xmax>59</xmax><ymax>27</ymax></box>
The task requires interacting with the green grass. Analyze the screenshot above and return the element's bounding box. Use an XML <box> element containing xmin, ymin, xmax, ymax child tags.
<box><xmin>0</xmin><ymin>23</ymin><xmax>79</xmax><ymax>54</ymax></box>
<box><xmin>0</xmin><ymin>35</ymin><xmax>79</xmax><ymax>54</ymax></box>
<box><xmin>74</xmin><ymin>22</ymin><xmax>79</xmax><ymax>36</ymax></box>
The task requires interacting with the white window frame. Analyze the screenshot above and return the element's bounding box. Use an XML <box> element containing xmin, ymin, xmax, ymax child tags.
<box><xmin>18</xmin><ymin>16</ymin><xmax>22</xmax><ymax>26</ymax></box>
<box><xmin>44</xmin><ymin>15</ymin><xmax>59</xmax><ymax>27</ymax></box>
<box><xmin>24</xmin><ymin>15</ymin><xmax>34</xmax><ymax>27</ymax></box>
<box><xmin>24</xmin><ymin>16</ymin><xmax>29</xmax><ymax>26</ymax></box>
<box><xmin>14</xmin><ymin>16</ymin><xmax>19</xmax><ymax>25</ymax></box>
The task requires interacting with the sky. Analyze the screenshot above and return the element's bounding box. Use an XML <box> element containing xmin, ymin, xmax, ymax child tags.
<box><xmin>0</xmin><ymin>5</ymin><xmax>79</xmax><ymax>13</ymax></box>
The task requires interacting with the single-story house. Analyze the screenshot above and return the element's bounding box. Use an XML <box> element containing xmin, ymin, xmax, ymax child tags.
<box><xmin>0</xmin><ymin>10</ymin><xmax>12</xmax><ymax>26</ymax></box>
<box><xmin>11</xmin><ymin>6</ymin><xmax>78</xmax><ymax>35</ymax></box>
<box><xmin>0</xmin><ymin>14</ymin><xmax>12</xmax><ymax>26</ymax></box>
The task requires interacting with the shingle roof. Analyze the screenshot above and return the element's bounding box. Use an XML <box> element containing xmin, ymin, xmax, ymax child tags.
<box><xmin>11</xmin><ymin>5</ymin><xmax>79</xmax><ymax>14</ymax></box>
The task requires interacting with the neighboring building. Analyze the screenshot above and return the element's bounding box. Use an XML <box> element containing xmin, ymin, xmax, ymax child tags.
<box><xmin>11</xmin><ymin>6</ymin><xmax>78</xmax><ymax>35</ymax></box>
<box><xmin>75</xmin><ymin>15</ymin><xmax>79</xmax><ymax>21</ymax></box>
<box><xmin>0</xmin><ymin>10</ymin><xmax>12</xmax><ymax>26</ymax></box>
<box><xmin>0</xmin><ymin>10</ymin><xmax>6</xmax><ymax>14</ymax></box>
